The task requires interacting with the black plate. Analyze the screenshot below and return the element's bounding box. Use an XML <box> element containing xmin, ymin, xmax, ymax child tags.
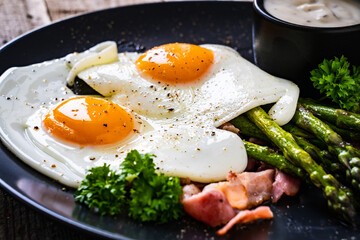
<box><xmin>0</xmin><ymin>1</ymin><xmax>359</xmax><ymax>239</ymax></box>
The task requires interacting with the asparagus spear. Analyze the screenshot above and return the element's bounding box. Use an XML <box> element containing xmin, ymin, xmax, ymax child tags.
<box><xmin>282</xmin><ymin>123</ymin><xmax>334</xmax><ymax>149</ymax></box>
<box><xmin>292</xmin><ymin>105</ymin><xmax>360</xmax><ymax>192</ymax></box>
<box><xmin>282</xmin><ymin>125</ymin><xmax>334</xmax><ymax>162</ymax></box>
<box><xmin>299</xmin><ymin>98</ymin><xmax>360</xmax><ymax>131</ymax></box>
<box><xmin>243</xmin><ymin>140</ymin><xmax>306</xmax><ymax>180</ymax></box>
<box><xmin>308</xmin><ymin>138</ymin><xmax>328</xmax><ymax>150</ymax></box>
<box><xmin>233</xmin><ymin>116</ymin><xmax>326</xmax><ymax>180</ymax></box>
<box><xmin>293</xmin><ymin>135</ymin><xmax>346</xmax><ymax>184</ymax></box>
<box><xmin>230</xmin><ymin>115</ymin><xmax>269</xmax><ymax>141</ymax></box>
<box><xmin>282</xmin><ymin>123</ymin><xmax>314</xmax><ymax>139</ymax></box>
<box><xmin>246</xmin><ymin>106</ymin><xmax>356</xmax><ymax>222</ymax></box>
<box><xmin>324</xmin><ymin>121</ymin><xmax>360</xmax><ymax>141</ymax></box>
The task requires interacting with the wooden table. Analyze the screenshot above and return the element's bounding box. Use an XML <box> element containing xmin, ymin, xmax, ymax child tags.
<box><xmin>0</xmin><ymin>0</ymin><xmax>249</xmax><ymax>239</ymax></box>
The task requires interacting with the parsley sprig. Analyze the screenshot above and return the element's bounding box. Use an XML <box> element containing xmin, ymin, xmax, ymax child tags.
<box><xmin>74</xmin><ymin>164</ymin><xmax>126</xmax><ymax>215</ymax></box>
<box><xmin>74</xmin><ymin>150</ymin><xmax>184</xmax><ymax>223</ymax></box>
<box><xmin>310</xmin><ymin>56</ymin><xmax>360</xmax><ymax>111</ymax></box>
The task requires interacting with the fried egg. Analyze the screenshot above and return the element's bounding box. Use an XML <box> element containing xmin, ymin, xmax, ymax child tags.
<box><xmin>0</xmin><ymin>41</ymin><xmax>299</xmax><ymax>188</ymax></box>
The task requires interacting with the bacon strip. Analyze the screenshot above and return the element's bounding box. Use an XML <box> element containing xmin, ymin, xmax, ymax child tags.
<box><xmin>204</xmin><ymin>170</ymin><xmax>274</xmax><ymax>210</ymax></box>
<box><xmin>237</xmin><ymin>169</ymin><xmax>274</xmax><ymax>208</ymax></box>
<box><xmin>203</xmin><ymin>175</ymin><xmax>248</xmax><ymax>209</ymax></box>
<box><xmin>216</xmin><ymin>206</ymin><xmax>273</xmax><ymax>235</ymax></box>
<box><xmin>181</xmin><ymin>184</ymin><xmax>201</xmax><ymax>201</ymax></box>
<box><xmin>182</xmin><ymin>189</ymin><xmax>235</xmax><ymax>227</ymax></box>
<box><xmin>181</xmin><ymin>169</ymin><xmax>294</xmax><ymax>233</ymax></box>
<box><xmin>219</xmin><ymin>122</ymin><xmax>240</xmax><ymax>134</ymax></box>
<box><xmin>272</xmin><ymin>170</ymin><xmax>301</xmax><ymax>203</ymax></box>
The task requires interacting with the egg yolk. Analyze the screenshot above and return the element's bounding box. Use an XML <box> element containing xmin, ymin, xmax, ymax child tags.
<box><xmin>43</xmin><ymin>97</ymin><xmax>134</xmax><ymax>145</ymax></box>
<box><xmin>135</xmin><ymin>43</ymin><xmax>214</xmax><ymax>84</ymax></box>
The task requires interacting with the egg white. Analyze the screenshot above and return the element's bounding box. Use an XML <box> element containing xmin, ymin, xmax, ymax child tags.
<box><xmin>0</xmin><ymin>42</ymin><xmax>299</xmax><ymax>188</ymax></box>
<box><xmin>79</xmin><ymin>44</ymin><xmax>299</xmax><ymax>127</ymax></box>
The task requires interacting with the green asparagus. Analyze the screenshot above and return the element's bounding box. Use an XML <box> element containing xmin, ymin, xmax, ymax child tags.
<box><xmin>282</xmin><ymin>123</ymin><xmax>314</xmax><ymax>139</ymax></box>
<box><xmin>293</xmin><ymin>135</ymin><xmax>346</xmax><ymax>184</ymax></box>
<box><xmin>246</xmin><ymin>107</ymin><xmax>356</xmax><ymax>222</ymax></box>
<box><xmin>324</xmin><ymin>121</ymin><xmax>360</xmax><ymax>141</ymax></box>
<box><xmin>230</xmin><ymin>115</ymin><xmax>269</xmax><ymax>141</ymax></box>
<box><xmin>308</xmin><ymin>138</ymin><xmax>329</xmax><ymax>150</ymax></box>
<box><xmin>243</xmin><ymin>140</ymin><xmax>306</xmax><ymax>180</ymax></box>
<box><xmin>299</xmin><ymin>98</ymin><xmax>360</xmax><ymax>131</ymax></box>
<box><xmin>292</xmin><ymin>105</ymin><xmax>360</xmax><ymax>192</ymax></box>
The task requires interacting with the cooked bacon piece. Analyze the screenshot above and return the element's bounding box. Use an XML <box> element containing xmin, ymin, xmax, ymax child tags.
<box><xmin>203</xmin><ymin>177</ymin><xmax>248</xmax><ymax>209</ymax></box>
<box><xmin>181</xmin><ymin>184</ymin><xmax>201</xmax><ymax>201</ymax></box>
<box><xmin>181</xmin><ymin>170</ymin><xmax>283</xmax><ymax>231</ymax></box>
<box><xmin>219</xmin><ymin>122</ymin><xmax>239</xmax><ymax>134</ymax></box>
<box><xmin>203</xmin><ymin>169</ymin><xmax>274</xmax><ymax>210</ymax></box>
<box><xmin>272</xmin><ymin>170</ymin><xmax>301</xmax><ymax>203</ymax></box>
<box><xmin>182</xmin><ymin>189</ymin><xmax>235</xmax><ymax>227</ymax></box>
<box><xmin>235</xmin><ymin>169</ymin><xmax>274</xmax><ymax>208</ymax></box>
<box><xmin>216</xmin><ymin>206</ymin><xmax>273</xmax><ymax>235</ymax></box>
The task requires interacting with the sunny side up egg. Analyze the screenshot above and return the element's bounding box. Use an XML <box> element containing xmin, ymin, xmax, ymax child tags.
<box><xmin>0</xmin><ymin>41</ymin><xmax>299</xmax><ymax>188</ymax></box>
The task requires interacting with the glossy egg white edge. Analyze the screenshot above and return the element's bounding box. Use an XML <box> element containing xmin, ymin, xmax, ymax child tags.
<box><xmin>0</xmin><ymin>41</ymin><xmax>299</xmax><ymax>188</ymax></box>
<box><xmin>0</xmin><ymin>60</ymin><xmax>84</xmax><ymax>187</ymax></box>
<box><xmin>78</xmin><ymin>43</ymin><xmax>299</xmax><ymax>127</ymax></box>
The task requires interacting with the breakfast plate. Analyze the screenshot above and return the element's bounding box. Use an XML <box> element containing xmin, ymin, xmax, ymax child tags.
<box><xmin>0</xmin><ymin>1</ymin><xmax>359</xmax><ymax>239</ymax></box>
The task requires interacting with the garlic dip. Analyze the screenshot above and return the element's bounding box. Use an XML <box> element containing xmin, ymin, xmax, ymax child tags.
<box><xmin>264</xmin><ymin>0</ymin><xmax>360</xmax><ymax>27</ymax></box>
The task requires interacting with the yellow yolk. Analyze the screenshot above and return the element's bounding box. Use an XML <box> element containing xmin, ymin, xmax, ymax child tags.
<box><xmin>43</xmin><ymin>97</ymin><xmax>134</xmax><ymax>145</ymax></box>
<box><xmin>135</xmin><ymin>43</ymin><xmax>214</xmax><ymax>84</ymax></box>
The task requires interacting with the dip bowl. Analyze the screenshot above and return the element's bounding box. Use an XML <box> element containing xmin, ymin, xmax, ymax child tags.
<box><xmin>252</xmin><ymin>0</ymin><xmax>360</xmax><ymax>96</ymax></box>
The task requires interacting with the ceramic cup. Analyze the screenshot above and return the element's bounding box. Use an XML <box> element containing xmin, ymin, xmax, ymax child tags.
<box><xmin>252</xmin><ymin>0</ymin><xmax>360</xmax><ymax>96</ymax></box>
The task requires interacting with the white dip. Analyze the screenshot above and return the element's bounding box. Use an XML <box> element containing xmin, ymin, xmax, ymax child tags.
<box><xmin>264</xmin><ymin>0</ymin><xmax>360</xmax><ymax>27</ymax></box>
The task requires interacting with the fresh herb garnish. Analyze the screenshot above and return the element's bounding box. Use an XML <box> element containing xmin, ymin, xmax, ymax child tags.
<box><xmin>310</xmin><ymin>56</ymin><xmax>360</xmax><ymax>111</ymax></box>
<box><xmin>74</xmin><ymin>150</ymin><xmax>184</xmax><ymax>223</ymax></box>
<box><xmin>310</xmin><ymin>56</ymin><xmax>360</xmax><ymax>110</ymax></box>
<box><xmin>74</xmin><ymin>164</ymin><xmax>126</xmax><ymax>215</ymax></box>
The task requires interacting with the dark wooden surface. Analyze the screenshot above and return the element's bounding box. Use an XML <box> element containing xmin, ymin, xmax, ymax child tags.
<box><xmin>0</xmin><ymin>0</ymin><xmax>166</xmax><ymax>47</ymax></box>
<box><xmin>0</xmin><ymin>0</ymin><xmax>249</xmax><ymax>239</ymax></box>
<box><xmin>0</xmin><ymin>190</ymin><xmax>97</xmax><ymax>240</ymax></box>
